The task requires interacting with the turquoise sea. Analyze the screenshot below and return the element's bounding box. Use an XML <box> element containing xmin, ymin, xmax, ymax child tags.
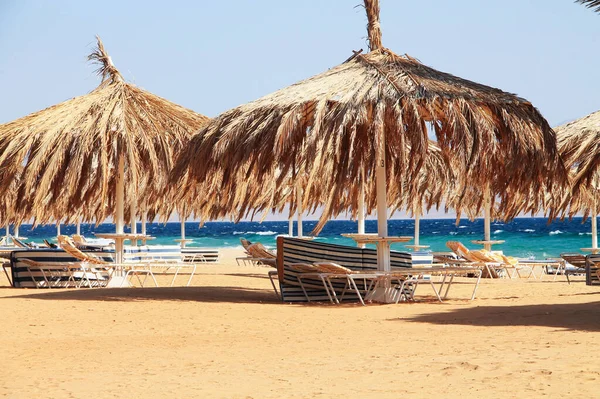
<box><xmin>9</xmin><ymin>217</ymin><xmax>599</xmax><ymax>259</ymax></box>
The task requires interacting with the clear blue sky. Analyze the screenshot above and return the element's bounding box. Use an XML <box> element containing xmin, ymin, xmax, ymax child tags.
<box><xmin>0</xmin><ymin>0</ymin><xmax>598</xmax><ymax>221</ymax></box>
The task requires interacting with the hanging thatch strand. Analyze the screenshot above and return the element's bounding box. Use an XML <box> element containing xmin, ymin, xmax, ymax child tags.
<box><xmin>576</xmin><ymin>0</ymin><xmax>600</xmax><ymax>12</ymax></box>
<box><xmin>0</xmin><ymin>36</ymin><xmax>209</xmax><ymax>226</ymax></box>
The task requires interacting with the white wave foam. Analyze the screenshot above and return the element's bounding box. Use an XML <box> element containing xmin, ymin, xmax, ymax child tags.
<box><xmin>449</xmin><ymin>232</ymin><xmax>458</xmax><ymax>235</ymax></box>
<box><xmin>549</xmin><ymin>230</ymin><xmax>563</xmax><ymax>235</ymax></box>
<box><xmin>232</xmin><ymin>231</ymin><xmax>277</xmax><ymax>236</ymax></box>
<box><xmin>523</xmin><ymin>229</ymin><xmax>535</xmax><ymax>233</ymax></box>
<box><xmin>458</xmin><ymin>226</ymin><xmax>467</xmax><ymax>229</ymax></box>
<box><xmin>493</xmin><ymin>229</ymin><xmax>503</xmax><ymax>234</ymax></box>
<box><xmin>578</xmin><ymin>232</ymin><xmax>592</xmax><ymax>236</ymax></box>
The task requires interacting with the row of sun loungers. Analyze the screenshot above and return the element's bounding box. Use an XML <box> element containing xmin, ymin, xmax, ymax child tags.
<box><xmin>5</xmin><ymin>235</ymin><xmax>220</xmax><ymax>288</ymax></box>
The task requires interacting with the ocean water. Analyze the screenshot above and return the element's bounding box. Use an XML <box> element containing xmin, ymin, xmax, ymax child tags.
<box><xmin>10</xmin><ymin>217</ymin><xmax>599</xmax><ymax>259</ymax></box>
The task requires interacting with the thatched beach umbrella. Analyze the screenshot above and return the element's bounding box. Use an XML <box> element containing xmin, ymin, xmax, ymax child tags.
<box><xmin>0</xmin><ymin>36</ymin><xmax>208</xmax><ymax>263</ymax></box>
<box><xmin>172</xmin><ymin>0</ymin><xmax>565</xmax><ymax>273</ymax></box>
<box><xmin>555</xmin><ymin>111</ymin><xmax>600</xmax><ymax>251</ymax></box>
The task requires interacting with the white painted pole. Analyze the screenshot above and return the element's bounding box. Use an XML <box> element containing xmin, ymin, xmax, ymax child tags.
<box><xmin>141</xmin><ymin>209</ymin><xmax>148</xmax><ymax>245</ymax></box>
<box><xmin>376</xmin><ymin>146</ymin><xmax>389</xmax><ymax>272</ymax></box>
<box><xmin>357</xmin><ymin>170</ymin><xmax>366</xmax><ymax>249</ymax></box>
<box><xmin>115</xmin><ymin>153</ymin><xmax>125</xmax><ymax>264</ymax></box>
<box><xmin>288</xmin><ymin>211</ymin><xmax>294</xmax><ymax>237</ymax></box>
<box><xmin>180</xmin><ymin>215</ymin><xmax>186</xmax><ymax>249</ymax></box>
<box><xmin>130</xmin><ymin>202</ymin><xmax>137</xmax><ymax>247</ymax></box>
<box><xmin>76</xmin><ymin>218</ymin><xmax>81</xmax><ymax>236</ymax></box>
<box><xmin>14</xmin><ymin>224</ymin><xmax>19</xmax><ymax>238</ymax></box>
<box><xmin>56</xmin><ymin>222</ymin><xmax>60</xmax><ymax>237</ymax></box>
<box><xmin>593</xmin><ymin>197</ymin><xmax>598</xmax><ymax>249</ymax></box>
<box><xmin>414</xmin><ymin>211</ymin><xmax>421</xmax><ymax>247</ymax></box>
<box><xmin>296</xmin><ymin>183</ymin><xmax>303</xmax><ymax>238</ymax></box>
<box><xmin>5</xmin><ymin>225</ymin><xmax>8</xmax><ymax>241</ymax></box>
<box><xmin>141</xmin><ymin>211</ymin><xmax>147</xmax><ymax>235</ymax></box>
<box><xmin>484</xmin><ymin>188</ymin><xmax>492</xmax><ymax>251</ymax></box>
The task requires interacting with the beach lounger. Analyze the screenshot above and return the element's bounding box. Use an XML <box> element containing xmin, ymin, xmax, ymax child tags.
<box><xmin>560</xmin><ymin>253</ymin><xmax>587</xmax><ymax>283</ymax></box>
<box><xmin>237</xmin><ymin>243</ymin><xmax>276</xmax><ymax>267</ymax></box>
<box><xmin>58</xmin><ymin>235</ymin><xmax>157</xmax><ymax>288</ymax></box>
<box><xmin>43</xmin><ymin>239</ymin><xmax>57</xmax><ymax>249</ymax></box>
<box><xmin>446</xmin><ymin>241</ymin><xmax>503</xmax><ymax>278</ymax></box>
<box><xmin>275</xmin><ymin>237</ymin><xmax>433</xmax><ymax>303</ymax></box>
<box><xmin>123</xmin><ymin>245</ymin><xmax>201</xmax><ymax>287</ymax></box>
<box><xmin>19</xmin><ymin>257</ymin><xmax>110</xmax><ymax>288</ymax></box>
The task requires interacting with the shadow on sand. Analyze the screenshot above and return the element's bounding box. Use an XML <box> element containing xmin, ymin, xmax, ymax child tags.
<box><xmin>3</xmin><ymin>285</ymin><xmax>281</xmax><ymax>304</ymax></box>
<box><xmin>399</xmin><ymin>299</ymin><xmax>600</xmax><ymax>332</ymax></box>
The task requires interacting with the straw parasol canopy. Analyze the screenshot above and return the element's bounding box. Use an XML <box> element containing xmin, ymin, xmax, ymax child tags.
<box><xmin>576</xmin><ymin>0</ymin><xmax>600</xmax><ymax>12</ymax></box>
<box><xmin>172</xmin><ymin>0</ymin><xmax>565</xmax><ymax>269</ymax></box>
<box><xmin>0</xmin><ymin>36</ymin><xmax>208</xmax><ymax>227</ymax></box>
<box><xmin>552</xmin><ymin>111</ymin><xmax>600</xmax><ymax>250</ymax></box>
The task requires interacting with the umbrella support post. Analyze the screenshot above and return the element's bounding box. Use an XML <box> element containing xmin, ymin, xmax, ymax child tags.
<box><xmin>288</xmin><ymin>212</ymin><xmax>294</xmax><ymax>237</ymax></box>
<box><xmin>370</xmin><ymin>139</ymin><xmax>395</xmax><ymax>303</ymax></box>
<box><xmin>484</xmin><ymin>188</ymin><xmax>492</xmax><ymax>251</ymax></box>
<box><xmin>56</xmin><ymin>223</ymin><xmax>60</xmax><ymax>238</ymax></box>
<box><xmin>593</xmin><ymin>199</ymin><xmax>598</xmax><ymax>250</ymax></box>
<box><xmin>180</xmin><ymin>217</ymin><xmax>186</xmax><ymax>248</ymax></box>
<box><xmin>130</xmin><ymin>203</ymin><xmax>137</xmax><ymax>247</ymax></box>
<box><xmin>414</xmin><ymin>212</ymin><xmax>420</xmax><ymax>247</ymax></box>
<box><xmin>357</xmin><ymin>175</ymin><xmax>366</xmax><ymax>248</ymax></box>
<box><xmin>297</xmin><ymin>183</ymin><xmax>303</xmax><ymax>238</ymax></box>
<box><xmin>14</xmin><ymin>225</ymin><xmax>19</xmax><ymax>239</ymax></box>
<box><xmin>141</xmin><ymin>210</ymin><xmax>147</xmax><ymax>245</ymax></box>
<box><xmin>76</xmin><ymin>219</ymin><xmax>81</xmax><ymax>236</ymax></box>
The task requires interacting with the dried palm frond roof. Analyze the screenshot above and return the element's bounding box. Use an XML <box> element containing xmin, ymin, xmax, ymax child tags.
<box><xmin>550</xmin><ymin>111</ymin><xmax>600</xmax><ymax>218</ymax></box>
<box><xmin>171</xmin><ymin>0</ymin><xmax>565</xmax><ymax>230</ymax></box>
<box><xmin>0</xmin><ymin>36</ymin><xmax>208</xmax><ymax>225</ymax></box>
<box><xmin>556</xmin><ymin>110</ymin><xmax>600</xmax><ymax>190</ymax></box>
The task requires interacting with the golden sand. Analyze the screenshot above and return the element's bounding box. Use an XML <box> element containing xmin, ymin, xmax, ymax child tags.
<box><xmin>0</xmin><ymin>248</ymin><xmax>598</xmax><ymax>398</ymax></box>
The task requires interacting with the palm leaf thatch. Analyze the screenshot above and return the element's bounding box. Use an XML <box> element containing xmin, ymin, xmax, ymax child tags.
<box><xmin>171</xmin><ymin>141</ymin><xmax>457</xmax><ymax>233</ymax></box>
<box><xmin>552</xmin><ymin>111</ymin><xmax>600</xmax><ymax>218</ymax></box>
<box><xmin>0</xmin><ymin>36</ymin><xmax>208</xmax><ymax>226</ymax></box>
<box><xmin>171</xmin><ymin>0</ymin><xmax>565</xmax><ymax>231</ymax></box>
<box><xmin>576</xmin><ymin>0</ymin><xmax>600</xmax><ymax>12</ymax></box>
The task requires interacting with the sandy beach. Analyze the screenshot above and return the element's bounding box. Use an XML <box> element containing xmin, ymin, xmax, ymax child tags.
<box><xmin>0</xmin><ymin>247</ymin><xmax>598</xmax><ymax>398</ymax></box>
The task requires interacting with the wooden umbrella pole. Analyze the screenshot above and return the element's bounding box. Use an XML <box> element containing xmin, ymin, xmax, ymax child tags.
<box><xmin>414</xmin><ymin>210</ymin><xmax>421</xmax><ymax>246</ymax></box>
<box><xmin>357</xmin><ymin>168</ymin><xmax>366</xmax><ymax>248</ymax></box>
<box><xmin>297</xmin><ymin>182</ymin><xmax>303</xmax><ymax>238</ymax></box>
<box><xmin>76</xmin><ymin>218</ymin><xmax>81</xmax><ymax>236</ymax></box>
<box><xmin>115</xmin><ymin>152</ymin><xmax>125</xmax><ymax>264</ymax></box>
<box><xmin>288</xmin><ymin>210</ymin><xmax>294</xmax><ymax>237</ymax></box>
<box><xmin>364</xmin><ymin>0</ymin><xmax>382</xmax><ymax>51</ymax></box>
<box><xmin>141</xmin><ymin>209</ymin><xmax>147</xmax><ymax>245</ymax></box>
<box><xmin>14</xmin><ymin>224</ymin><xmax>19</xmax><ymax>238</ymax></box>
<box><xmin>593</xmin><ymin>197</ymin><xmax>598</xmax><ymax>249</ymax></box>
<box><xmin>180</xmin><ymin>210</ymin><xmax>187</xmax><ymax>249</ymax></box>
<box><xmin>5</xmin><ymin>225</ymin><xmax>8</xmax><ymax>241</ymax></box>
<box><xmin>56</xmin><ymin>222</ymin><xmax>60</xmax><ymax>237</ymax></box>
<box><xmin>484</xmin><ymin>187</ymin><xmax>492</xmax><ymax>251</ymax></box>
<box><xmin>130</xmin><ymin>202</ymin><xmax>137</xmax><ymax>246</ymax></box>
